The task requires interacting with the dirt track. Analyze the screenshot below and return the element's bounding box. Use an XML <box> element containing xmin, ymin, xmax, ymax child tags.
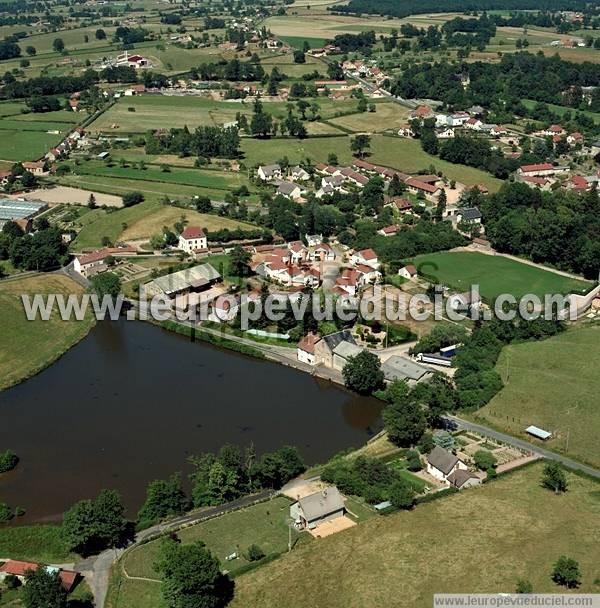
<box><xmin>12</xmin><ymin>186</ymin><xmax>123</xmax><ymax>208</ymax></box>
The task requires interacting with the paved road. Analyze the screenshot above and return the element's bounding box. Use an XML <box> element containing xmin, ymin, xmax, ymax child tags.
<box><xmin>445</xmin><ymin>415</ymin><xmax>600</xmax><ymax>479</ymax></box>
<box><xmin>77</xmin><ymin>489</ymin><xmax>274</xmax><ymax>607</ymax></box>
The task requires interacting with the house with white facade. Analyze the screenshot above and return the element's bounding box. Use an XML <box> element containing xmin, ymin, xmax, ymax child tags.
<box><xmin>426</xmin><ymin>446</ymin><xmax>468</xmax><ymax>483</ymax></box>
<box><xmin>178</xmin><ymin>226</ymin><xmax>208</xmax><ymax>254</ymax></box>
<box><xmin>351</xmin><ymin>248</ymin><xmax>379</xmax><ymax>269</ymax></box>
<box><xmin>257</xmin><ymin>164</ymin><xmax>282</xmax><ymax>181</ymax></box>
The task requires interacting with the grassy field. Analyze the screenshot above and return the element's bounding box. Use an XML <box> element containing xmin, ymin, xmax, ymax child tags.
<box><xmin>241</xmin><ymin>135</ymin><xmax>503</xmax><ymax>190</ymax></box>
<box><xmin>120</xmin><ymin>206</ymin><xmax>257</xmax><ymax>241</ymax></box>
<box><xmin>106</xmin><ymin>497</ymin><xmax>302</xmax><ymax>608</ymax></box>
<box><xmin>327</xmin><ymin>102</ymin><xmax>410</xmax><ymax>132</ymax></box>
<box><xmin>522</xmin><ymin>99</ymin><xmax>600</xmax><ymax>125</ymax></box>
<box><xmin>0</xmin><ymin>274</ymin><xmax>95</xmax><ymax>391</ymax></box>
<box><xmin>229</xmin><ymin>464</ymin><xmax>600</xmax><ymax>608</ymax></box>
<box><xmin>0</xmin><ymin>525</ymin><xmax>74</xmax><ymax>563</ymax></box>
<box><xmin>88</xmin><ymin>94</ymin><xmax>360</xmax><ymax>134</ymax></box>
<box><xmin>411</xmin><ymin>251</ymin><xmax>591</xmax><ymax>301</ymax></box>
<box><xmin>476</xmin><ymin>325</ymin><xmax>600</xmax><ymax>469</ymax></box>
<box><xmin>278</xmin><ymin>35</ymin><xmax>329</xmax><ymax>49</ymax></box>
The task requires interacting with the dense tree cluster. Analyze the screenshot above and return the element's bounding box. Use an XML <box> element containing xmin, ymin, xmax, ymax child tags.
<box><xmin>335</xmin><ymin>0</ymin><xmax>588</xmax><ymax>19</ymax></box>
<box><xmin>189</xmin><ymin>444</ymin><xmax>305</xmax><ymax>507</ymax></box>
<box><xmin>481</xmin><ymin>182</ymin><xmax>600</xmax><ymax>278</ymax></box>
<box><xmin>0</xmin><ymin>222</ymin><xmax>68</xmax><ymax>272</ymax></box>
<box><xmin>322</xmin><ymin>454</ymin><xmax>416</xmax><ymax>508</ymax></box>
<box><xmin>137</xmin><ymin>474</ymin><xmax>190</xmax><ymax>529</ymax></box>
<box><xmin>191</xmin><ymin>58</ymin><xmax>265</xmax><ymax>81</ymax></box>
<box><xmin>145</xmin><ymin>125</ymin><xmax>240</xmax><ymax>158</ymax></box>
<box><xmin>331</xmin><ymin>31</ymin><xmax>376</xmax><ymax>52</ymax></box>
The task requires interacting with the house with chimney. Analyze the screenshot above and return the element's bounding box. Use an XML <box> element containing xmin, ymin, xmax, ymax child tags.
<box><xmin>178</xmin><ymin>226</ymin><xmax>208</xmax><ymax>254</ymax></box>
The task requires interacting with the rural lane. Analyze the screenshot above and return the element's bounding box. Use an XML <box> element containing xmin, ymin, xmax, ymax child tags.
<box><xmin>445</xmin><ymin>415</ymin><xmax>600</xmax><ymax>479</ymax></box>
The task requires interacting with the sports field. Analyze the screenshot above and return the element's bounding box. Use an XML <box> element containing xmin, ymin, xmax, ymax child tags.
<box><xmin>0</xmin><ymin>274</ymin><xmax>95</xmax><ymax>391</ymax></box>
<box><xmin>412</xmin><ymin>252</ymin><xmax>591</xmax><ymax>301</ymax></box>
<box><xmin>227</xmin><ymin>465</ymin><xmax>600</xmax><ymax>608</ymax></box>
<box><xmin>476</xmin><ymin>325</ymin><xmax>600</xmax><ymax>469</ymax></box>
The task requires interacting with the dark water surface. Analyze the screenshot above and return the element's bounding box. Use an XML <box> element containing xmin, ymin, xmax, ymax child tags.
<box><xmin>0</xmin><ymin>320</ymin><xmax>383</xmax><ymax>523</ymax></box>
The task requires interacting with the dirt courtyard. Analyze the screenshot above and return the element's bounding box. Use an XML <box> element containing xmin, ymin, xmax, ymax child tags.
<box><xmin>12</xmin><ymin>186</ymin><xmax>123</xmax><ymax>207</ymax></box>
<box><xmin>309</xmin><ymin>516</ymin><xmax>356</xmax><ymax>539</ymax></box>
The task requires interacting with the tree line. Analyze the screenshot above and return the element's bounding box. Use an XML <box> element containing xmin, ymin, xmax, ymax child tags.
<box><xmin>145</xmin><ymin>125</ymin><xmax>241</xmax><ymax>158</ymax></box>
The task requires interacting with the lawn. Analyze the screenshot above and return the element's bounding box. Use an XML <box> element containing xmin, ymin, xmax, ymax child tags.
<box><xmin>476</xmin><ymin>325</ymin><xmax>600</xmax><ymax>469</ymax></box>
<box><xmin>0</xmin><ymin>130</ymin><xmax>63</xmax><ymax>162</ymax></box>
<box><xmin>0</xmin><ymin>525</ymin><xmax>74</xmax><ymax>563</ymax></box>
<box><xmin>229</xmin><ymin>464</ymin><xmax>600</xmax><ymax>608</ymax></box>
<box><xmin>0</xmin><ymin>274</ymin><xmax>95</xmax><ymax>391</ymax></box>
<box><xmin>120</xmin><ymin>206</ymin><xmax>258</xmax><ymax>241</ymax></box>
<box><xmin>327</xmin><ymin>101</ymin><xmax>410</xmax><ymax>133</ymax></box>
<box><xmin>411</xmin><ymin>251</ymin><xmax>591</xmax><ymax>301</ymax></box>
<box><xmin>522</xmin><ymin>99</ymin><xmax>600</xmax><ymax>125</ymax></box>
<box><xmin>278</xmin><ymin>35</ymin><xmax>329</xmax><ymax>49</ymax></box>
<box><xmin>70</xmin><ymin>161</ymin><xmax>252</xmax><ymax>192</ymax></box>
<box><xmin>106</xmin><ymin>497</ymin><xmax>302</xmax><ymax>607</ymax></box>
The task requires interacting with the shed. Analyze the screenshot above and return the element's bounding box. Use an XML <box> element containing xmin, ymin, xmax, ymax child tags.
<box><xmin>525</xmin><ymin>425</ymin><xmax>552</xmax><ymax>440</ymax></box>
<box><xmin>382</xmin><ymin>355</ymin><xmax>432</xmax><ymax>385</ymax></box>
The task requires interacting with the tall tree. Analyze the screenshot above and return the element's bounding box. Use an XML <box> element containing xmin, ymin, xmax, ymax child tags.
<box><xmin>342</xmin><ymin>350</ymin><xmax>384</xmax><ymax>395</ymax></box>
<box><xmin>23</xmin><ymin>568</ymin><xmax>68</xmax><ymax>608</ymax></box>
<box><xmin>541</xmin><ymin>461</ymin><xmax>568</xmax><ymax>494</ymax></box>
<box><xmin>154</xmin><ymin>538</ymin><xmax>234</xmax><ymax>608</ymax></box>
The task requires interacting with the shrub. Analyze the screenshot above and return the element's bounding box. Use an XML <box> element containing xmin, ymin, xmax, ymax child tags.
<box><xmin>0</xmin><ymin>449</ymin><xmax>18</xmax><ymax>473</ymax></box>
<box><xmin>246</xmin><ymin>544</ymin><xmax>265</xmax><ymax>562</ymax></box>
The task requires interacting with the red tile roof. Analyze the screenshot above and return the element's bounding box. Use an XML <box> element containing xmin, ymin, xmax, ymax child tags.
<box><xmin>180</xmin><ymin>226</ymin><xmax>206</xmax><ymax>239</ymax></box>
<box><xmin>0</xmin><ymin>561</ymin><xmax>78</xmax><ymax>592</ymax></box>
<box><xmin>406</xmin><ymin>177</ymin><xmax>440</xmax><ymax>193</ymax></box>
<box><xmin>519</xmin><ymin>162</ymin><xmax>554</xmax><ymax>173</ymax></box>
<box><xmin>356</xmin><ymin>248</ymin><xmax>377</xmax><ymax>260</ymax></box>
<box><xmin>298</xmin><ymin>333</ymin><xmax>319</xmax><ymax>354</ymax></box>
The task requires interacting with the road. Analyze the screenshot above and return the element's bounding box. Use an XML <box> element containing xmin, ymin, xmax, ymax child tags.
<box><xmin>445</xmin><ymin>415</ymin><xmax>600</xmax><ymax>479</ymax></box>
<box><xmin>77</xmin><ymin>489</ymin><xmax>274</xmax><ymax>608</ymax></box>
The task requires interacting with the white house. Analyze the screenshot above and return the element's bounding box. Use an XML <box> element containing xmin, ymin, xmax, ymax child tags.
<box><xmin>257</xmin><ymin>164</ymin><xmax>282</xmax><ymax>181</ymax></box>
<box><xmin>464</xmin><ymin>117</ymin><xmax>483</xmax><ymax>131</ymax></box>
<box><xmin>398</xmin><ymin>264</ymin><xmax>417</xmax><ymax>280</ymax></box>
<box><xmin>290</xmin><ymin>486</ymin><xmax>346</xmax><ymax>530</ymax></box>
<box><xmin>297</xmin><ymin>332</ymin><xmax>320</xmax><ymax>365</ymax></box>
<box><xmin>178</xmin><ymin>226</ymin><xmax>208</xmax><ymax>254</ymax></box>
<box><xmin>426</xmin><ymin>446</ymin><xmax>468</xmax><ymax>483</ymax></box>
<box><xmin>277</xmin><ymin>180</ymin><xmax>302</xmax><ymax>200</ymax></box>
<box><xmin>73</xmin><ymin>246</ymin><xmax>135</xmax><ymax>277</ymax></box>
<box><xmin>436</xmin><ymin>127</ymin><xmax>455</xmax><ymax>139</ymax></box>
<box><xmin>351</xmin><ymin>248</ymin><xmax>379</xmax><ymax>269</ymax></box>
<box><xmin>290</xmin><ymin>165</ymin><xmax>310</xmax><ymax>181</ymax></box>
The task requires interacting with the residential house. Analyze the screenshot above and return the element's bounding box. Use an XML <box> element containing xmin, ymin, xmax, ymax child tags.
<box><xmin>567</xmin><ymin>132</ymin><xmax>584</xmax><ymax>146</ymax></box>
<box><xmin>436</xmin><ymin>127</ymin><xmax>455</xmax><ymax>139</ymax></box>
<box><xmin>542</xmin><ymin>124</ymin><xmax>566</xmax><ymax>137</ymax></box>
<box><xmin>257</xmin><ymin>164</ymin><xmax>282</xmax><ymax>181</ymax></box>
<box><xmin>305</xmin><ymin>233</ymin><xmax>324</xmax><ymax>247</ymax></box>
<box><xmin>288</xmin><ymin>240</ymin><xmax>307</xmax><ymax>263</ymax></box>
<box><xmin>455</xmin><ymin>207</ymin><xmax>482</xmax><ymax>224</ymax></box>
<box><xmin>397</xmin><ymin>124</ymin><xmax>415</xmax><ymax>138</ymax></box>
<box><xmin>290</xmin><ymin>486</ymin><xmax>346</xmax><ymax>530</ymax></box>
<box><xmin>314</xmin><ymin>330</ymin><xmax>356</xmax><ymax>368</ymax></box>
<box><xmin>297</xmin><ymin>332</ymin><xmax>320</xmax><ymax>365</ymax></box>
<box><xmin>426</xmin><ymin>446</ymin><xmax>468</xmax><ymax>483</ymax></box>
<box><xmin>398</xmin><ymin>264</ymin><xmax>417</xmax><ymax>280</ymax></box>
<box><xmin>22</xmin><ymin>161</ymin><xmax>48</xmax><ymax>176</ymax></box>
<box><xmin>178</xmin><ymin>226</ymin><xmax>208</xmax><ymax>254</ymax></box>
<box><xmin>0</xmin><ymin>561</ymin><xmax>78</xmax><ymax>593</ymax></box>
<box><xmin>289</xmin><ymin>165</ymin><xmax>310</xmax><ymax>181</ymax></box>
<box><xmin>384</xmin><ymin>196</ymin><xmax>412</xmax><ymax>213</ymax></box>
<box><xmin>464</xmin><ymin>117</ymin><xmax>483</xmax><ymax>131</ymax></box>
<box><xmin>311</xmin><ymin>242</ymin><xmax>335</xmax><ymax>261</ymax></box>
<box><xmin>277</xmin><ymin>180</ymin><xmax>302</xmax><ymax>200</ymax></box>
<box><xmin>490</xmin><ymin>125</ymin><xmax>508</xmax><ymax>137</ymax></box>
<box><xmin>378</xmin><ymin>224</ymin><xmax>400</xmax><ymax>237</ymax></box>
<box><xmin>405</xmin><ymin>177</ymin><xmax>442</xmax><ymax>200</ymax></box>
<box><xmin>520</xmin><ymin>175</ymin><xmax>553</xmax><ymax>190</ymax></box>
<box><xmin>351</xmin><ymin>248</ymin><xmax>379</xmax><ymax>269</ymax></box>
<box><xmin>410</xmin><ymin>105</ymin><xmax>435</xmax><ymax>121</ymax></box>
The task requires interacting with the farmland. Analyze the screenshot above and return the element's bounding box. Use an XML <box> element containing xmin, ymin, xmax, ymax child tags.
<box><xmin>476</xmin><ymin>325</ymin><xmax>600</xmax><ymax>469</ymax></box>
<box><xmin>0</xmin><ymin>274</ymin><xmax>95</xmax><ymax>391</ymax></box>
<box><xmin>411</xmin><ymin>251</ymin><xmax>591</xmax><ymax>301</ymax></box>
<box><xmin>228</xmin><ymin>464</ymin><xmax>600</xmax><ymax>608</ymax></box>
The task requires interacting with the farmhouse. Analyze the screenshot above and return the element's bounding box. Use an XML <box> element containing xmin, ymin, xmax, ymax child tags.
<box><xmin>178</xmin><ymin>226</ymin><xmax>208</xmax><ymax>254</ymax></box>
<box><xmin>426</xmin><ymin>446</ymin><xmax>468</xmax><ymax>483</ymax></box>
<box><xmin>73</xmin><ymin>246</ymin><xmax>136</xmax><ymax>277</ymax></box>
<box><xmin>290</xmin><ymin>486</ymin><xmax>346</xmax><ymax>530</ymax></box>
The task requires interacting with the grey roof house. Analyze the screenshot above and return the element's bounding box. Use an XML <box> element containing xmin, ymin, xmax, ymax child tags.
<box><xmin>290</xmin><ymin>486</ymin><xmax>346</xmax><ymax>530</ymax></box>
<box><xmin>382</xmin><ymin>355</ymin><xmax>432</xmax><ymax>385</ymax></box>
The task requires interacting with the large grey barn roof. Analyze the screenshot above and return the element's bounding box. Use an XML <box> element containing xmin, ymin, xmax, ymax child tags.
<box><xmin>147</xmin><ymin>263</ymin><xmax>220</xmax><ymax>296</ymax></box>
<box><xmin>382</xmin><ymin>355</ymin><xmax>431</xmax><ymax>382</ymax></box>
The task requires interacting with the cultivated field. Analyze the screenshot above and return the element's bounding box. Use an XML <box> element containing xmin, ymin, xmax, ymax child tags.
<box><xmin>0</xmin><ymin>274</ymin><xmax>95</xmax><ymax>391</ymax></box>
<box><xmin>229</xmin><ymin>464</ymin><xmax>600</xmax><ymax>608</ymax></box>
<box><xmin>16</xmin><ymin>186</ymin><xmax>123</xmax><ymax>207</ymax></box>
<box><xmin>120</xmin><ymin>206</ymin><xmax>258</xmax><ymax>241</ymax></box>
<box><xmin>411</xmin><ymin>251</ymin><xmax>591</xmax><ymax>301</ymax></box>
<box><xmin>476</xmin><ymin>325</ymin><xmax>600</xmax><ymax>469</ymax></box>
